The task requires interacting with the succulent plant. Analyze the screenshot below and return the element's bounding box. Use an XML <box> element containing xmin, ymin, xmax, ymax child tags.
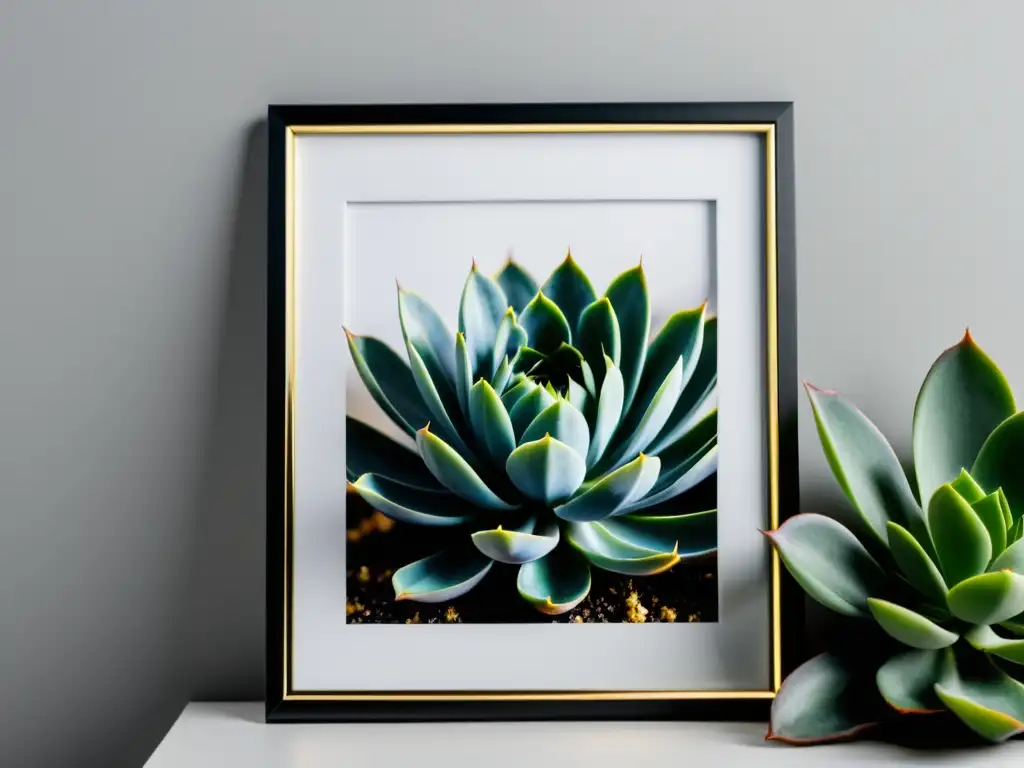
<box><xmin>767</xmin><ymin>331</ymin><xmax>1024</xmax><ymax>743</ymax></box>
<box><xmin>345</xmin><ymin>253</ymin><xmax>717</xmax><ymax>614</ymax></box>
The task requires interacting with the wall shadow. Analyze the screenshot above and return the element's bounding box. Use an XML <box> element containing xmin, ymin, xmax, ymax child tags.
<box><xmin>187</xmin><ymin>121</ymin><xmax>267</xmax><ymax>700</ymax></box>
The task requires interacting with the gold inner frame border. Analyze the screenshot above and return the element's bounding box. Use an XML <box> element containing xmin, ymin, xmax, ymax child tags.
<box><xmin>280</xmin><ymin>123</ymin><xmax>780</xmax><ymax>703</ymax></box>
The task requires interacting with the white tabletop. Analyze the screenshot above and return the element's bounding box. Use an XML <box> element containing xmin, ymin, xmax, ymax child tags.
<box><xmin>146</xmin><ymin>703</ymin><xmax>1023</xmax><ymax>767</ymax></box>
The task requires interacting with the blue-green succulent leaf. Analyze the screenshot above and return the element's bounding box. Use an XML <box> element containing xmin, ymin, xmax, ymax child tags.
<box><xmin>518</xmin><ymin>291</ymin><xmax>572</xmax><ymax>354</ymax></box>
<box><xmin>508</xmin><ymin>385</ymin><xmax>557</xmax><ymax>441</ymax></box>
<box><xmin>494</xmin><ymin>259</ymin><xmax>538</xmax><ymax>314</ymax></box>
<box><xmin>492</xmin><ymin>307</ymin><xmax>524</xmax><ymax>380</ymax></box>
<box><xmin>577</xmin><ymin>297</ymin><xmax>621</xmax><ymax>391</ymax></box>
<box><xmin>991</xmin><ymin>537</ymin><xmax>1024</xmax><ymax>573</ymax></box>
<box><xmin>867</xmin><ymin>598</ymin><xmax>960</xmax><ymax>649</ymax></box>
<box><xmin>540</xmin><ymin>252</ymin><xmax>596</xmax><ymax>344</ymax></box>
<box><xmin>768</xmin><ymin>653</ymin><xmax>881</xmax><ymax>744</ymax></box>
<box><xmin>934</xmin><ymin>652</ymin><xmax>1024</xmax><ymax>742</ymax></box>
<box><xmin>520</xmin><ymin>398</ymin><xmax>590</xmax><ymax>464</ymax></box>
<box><xmin>566</xmin><ymin>377</ymin><xmax>590</xmax><ymax>414</ymax></box>
<box><xmin>345</xmin><ymin>332</ymin><xmax>432</xmax><ymax>437</ymax></box>
<box><xmin>805</xmin><ymin>384</ymin><xmax>926</xmax><ymax>548</ymax></box>
<box><xmin>392</xmin><ymin>545</ymin><xmax>493</xmax><ymax>603</ymax></box>
<box><xmin>517</xmin><ymin>545</ymin><xmax>591</xmax><ymax>615</ymax></box>
<box><xmin>398</xmin><ymin>288</ymin><xmax>457</xmax><ymax>395</ymax></box>
<box><xmin>649</xmin><ymin>317</ymin><xmax>718</xmax><ymax>455</ymax></box>
<box><xmin>416</xmin><ymin>427</ymin><xmax>517</xmax><ymax>511</ymax></box>
<box><xmin>964</xmin><ymin>625</ymin><xmax>1024</xmax><ymax>665</ymax></box>
<box><xmin>566</xmin><ymin>520</ymin><xmax>681</xmax><ymax>575</ymax></box>
<box><xmin>649</xmin><ymin>408</ymin><xmax>717</xmax><ymax>492</ymax></box>
<box><xmin>500</xmin><ymin>376</ymin><xmax>536</xmax><ymax>413</ymax></box>
<box><xmin>454</xmin><ymin>332</ymin><xmax>473</xmax><ymax>418</ymax></box>
<box><xmin>913</xmin><ymin>331</ymin><xmax>1016</xmax><ymax>508</ymax></box>
<box><xmin>973</xmin><ymin>492</ymin><xmax>1008</xmax><ymax>557</ymax></box>
<box><xmin>602</xmin><ymin>357</ymin><xmax>684</xmax><ymax>472</ymax></box>
<box><xmin>950</xmin><ymin>468</ymin><xmax>986</xmax><ymax>504</ymax></box>
<box><xmin>602</xmin><ymin>510</ymin><xmax>716</xmax><ymax>558</ymax></box>
<box><xmin>405</xmin><ymin>340</ymin><xmax>472</xmax><ymax>457</ymax></box>
<box><xmin>580</xmin><ymin>358</ymin><xmax>597</xmax><ymax>399</ymax></box>
<box><xmin>766</xmin><ymin>513</ymin><xmax>885</xmax><ymax>617</ymax></box>
<box><xmin>586</xmin><ymin>356</ymin><xmax>623</xmax><ymax>469</ymax></box>
<box><xmin>973</xmin><ymin>412</ymin><xmax>1024</xmax><ymax>522</ymax></box>
<box><xmin>876</xmin><ymin>649</ymin><xmax>948</xmax><ymax>714</ymax></box>
<box><xmin>512</xmin><ymin>346</ymin><xmax>546</xmax><ymax>375</ymax></box>
<box><xmin>623</xmin><ymin>439</ymin><xmax>717</xmax><ymax>512</ymax></box>
<box><xmin>505</xmin><ymin>435</ymin><xmax>586</xmax><ymax>504</ymax></box>
<box><xmin>554</xmin><ymin>454</ymin><xmax>661</xmax><ymax>522</ymax></box>
<box><xmin>491</xmin><ymin>356</ymin><xmax>513</xmax><ymax>395</ymax></box>
<box><xmin>946</xmin><ymin>570</ymin><xmax>1024</xmax><ymax>625</ymax></box>
<box><xmin>349</xmin><ymin>473</ymin><xmax>472</xmax><ymax>526</ymax></box>
<box><xmin>604</xmin><ymin>264</ymin><xmax>650</xmax><ymax>415</ymax></box>
<box><xmin>459</xmin><ymin>265</ymin><xmax>509</xmax><ymax>380</ymax></box>
<box><xmin>886</xmin><ymin>522</ymin><xmax>947</xmax><ymax>605</ymax></box>
<box><xmin>472</xmin><ymin>516</ymin><xmax>559</xmax><ymax>565</ymax></box>
<box><xmin>928</xmin><ymin>483</ymin><xmax>992</xmax><ymax>587</ymax></box>
<box><xmin>468</xmin><ymin>378</ymin><xmax>516</xmax><ymax>468</ymax></box>
<box><xmin>345</xmin><ymin>417</ymin><xmax>440</xmax><ymax>489</ymax></box>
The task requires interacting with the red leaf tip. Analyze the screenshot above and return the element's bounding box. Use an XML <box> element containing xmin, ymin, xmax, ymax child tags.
<box><xmin>962</xmin><ymin>326</ymin><xmax>975</xmax><ymax>345</ymax></box>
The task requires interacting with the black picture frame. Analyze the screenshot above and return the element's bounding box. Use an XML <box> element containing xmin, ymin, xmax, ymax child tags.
<box><xmin>266</xmin><ymin>102</ymin><xmax>800</xmax><ymax>723</ymax></box>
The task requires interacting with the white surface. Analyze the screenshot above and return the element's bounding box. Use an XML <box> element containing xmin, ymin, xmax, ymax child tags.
<box><xmin>293</xmin><ymin>131</ymin><xmax>770</xmax><ymax>692</ymax></box>
<box><xmin>145</xmin><ymin>703</ymin><xmax>1024</xmax><ymax>767</ymax></box>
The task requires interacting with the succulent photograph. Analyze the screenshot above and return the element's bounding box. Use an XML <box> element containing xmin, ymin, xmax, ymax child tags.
<box><xmin>767</xmin><ymin>332</ymin><xmax>1024</xmax><ymax>744</ymax></box>
<box><xmin>343</xmin><ymin>252</ymin><xmax>718</xmax><ymax>623</ymax></box>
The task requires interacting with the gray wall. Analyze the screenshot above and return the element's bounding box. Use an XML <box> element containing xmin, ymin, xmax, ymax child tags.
<box><xmin>4</xmin><ymin>1</ymin><xmax>1023</xmax><ymax>765</ymax></box>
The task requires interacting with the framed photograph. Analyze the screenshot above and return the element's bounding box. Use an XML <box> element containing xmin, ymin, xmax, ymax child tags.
<box><xmin>266</xmin><ymin>102</ymin><xmax>799</xmax><ymax>722</ymax></box>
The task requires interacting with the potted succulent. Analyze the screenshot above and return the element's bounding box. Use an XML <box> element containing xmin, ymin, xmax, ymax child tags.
<box><xmin>767</xmin><ymin>331</ymin><xmax>1024</xmax><ymax>744</ymax></box>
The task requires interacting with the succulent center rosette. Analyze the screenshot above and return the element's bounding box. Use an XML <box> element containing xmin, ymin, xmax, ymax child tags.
<box><xmin>345</xmin><ymin>252</ymin><xmax>718</xmax><ymax>614</ymax></box>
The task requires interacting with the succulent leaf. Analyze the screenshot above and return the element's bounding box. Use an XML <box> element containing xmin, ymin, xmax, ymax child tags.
<box><xmin>349</xmin><ymin>473</ymin><xmax>472</xmax><ymax>526</ymax></box>
<box><xmin>392</xmin><ymin>545</ymin><xmax>494</xmax><ymax>603</ymax></box>
<box><xmin>950</xmin><ymin>468</ymin><xmax>986</xmax><ymax>504</ymax></box>
<box><xmin>934</xmin><ymin>653</ymin><xmax>1024</xmax><ymax>742</ymax></box>
<box><xmin>553</xmin><ymin>454</ymin><xmax>661</xmax><ymax>522</ymax></box>
<box><xmin>601</xmin><ymin>357</ymin><xmax>684</xmax><ymax>472</ymax></box>
<box><xmin>491</xmin><ymin>307</ymin><xmax>522</xmax><ymax>379</ymax></box>
<box><xmin>540</xmin><ymin>252</ymin><xmax>597</xmax><ymax>343</ymax></box>
<box><xmin>768</xmin><ymin>653</ymin><xmax>881</xmax><ymax>744</ymax></box>
<box><xmin>566</xmin><ymin>520</ymin><xmax>680</xmax><ymax>575</ymax></box>
<box><xmin>345</xmin><ymin>333</ymin><xmax>432</xmax><ymax>437</ymax></box>
<box><xmin>398</xmin><ymin>288</ymin><xmax>457</xmax><ymax>394</ymax></box>
<box><xmin>999</xmin><ymin>488</ymin><xmax>1014</xmax><ymax>529</ymax></box>
<box><xmin>458</xmin><ymin>265</ymin><xmax>510</xmax><ymax>380</ymax></box>
<box><xmin>876</xmin><ymin>648</ymin><xmax>949</xmax><ymax>713</ymax></box>
<box><xmin>416</xmin><ymin>427</ymin><xmax>518</xmax><ymax>511</ymax></box>
<box><xmin>991</xmin><ymin>537</ymin><xmax>1024</xmax><ymax>573</ymax></box>
<box><xmin>505</xmin><ymin>435</ymin><xmax>587</xmax><ymax>504</ymax></box>
<box><xmin>471</xmin><ymin>516</ymin><xmax>560</xmax><ymax>565</ymax></box>
<box><xmin>467</xmin><ymin>378</ymin><xmax>517</xmax><ymax>468</ymax></box>
<box><xmin>912</xmin><ymin>331</ymin><xmax>1016</xmax><ymax>507</ymax></box>
<box><xmin>405</xmin><ymin>340</ymin><xmax>472</xmax><ymax>456</ymax></box>
<box><xmin>965</xmin><ymin>625</ymin><xmax>1024</xmax><ymax>665</ymax></box>
<box><xmin>454</xmin><ymin>332</ymin><xmax>473</xmax><ymax>417</ymax></box>
<box><xmin>648</xmin><ymin>408</ymin><xmax>718</xmax><ymax>494</ymax></box>
<box><xmin>517</xmin><ymin>544</ymin><xmax>591</xmax><ymax>615</ymax></box>
<box><xmin>973</xmin><ymin>412</ymin><xmax>1024</xmax><ymax>522</ymax></box>
<box><xmin>867</xmin><ymin>598</ymin><xmax>960</xmax><ymax>649</ymax></box>
<box><xmin>604</xmin><ymin>264</ymin><xmax>650</xmax><ymax>415</ymax></box>
<box><xmin>648</xmin><ymin>317</ymin><xmax>718</xmax><ymax>455</ymax></box>
<box><xmin>491</xmin><ymin>355</ymin><xmax>513</xmax><ymax>394</ymax></box>
<box><xmin>500</xmin><ymin>377</ymin><xmax>537</xmax><ymax>412</ymax></box>
<box><xmin>576</xmin><ymin>297</ymin><xmax>621</xmax><ymax>392</ymax></box>
<box><xmin>585</xmin><ymin>356</ymin><xmax>624</xmax><ymax>469</ymax></box>
<box><xmin>624</xmin><ymin>440</ymin><xmax>717</xmax><ymax>513</ymax></box>
<box><xmin>518</xmin><ymin>291</ymin><xmax>572</xmax><ymax>354</ymax></box>
<box><xmin>520</xmin><ymin>398</ymin><xmax>591</xmax><ymax>465</ymax></box>
<box><xmin>766</xmin><ymin>514</ymin><xmax>885</xmax><ymax>617</ymax></box>
<box><xmin>805</xmin><ymin>385</ymin><xmax>924</xmax><ymax>548</ymax></box>
<box><xmin>494</xmin><ymin>259</ymin><xmax>538</xmax><ymax>314</ymax></box>
<box><xmin>946</xmin><ymin>570</ymin><xmax>1024</xmax><ymax>625</ymax></box>
<box><xmin>928</xmin><ymin>484</ymin><xmax>992</xmax><ymax>587</ymax></box>
<box><xmin>973</xmin><ymin>492</ymin><xmax>1008</xmax><ymax>557</ymax></box>
<box><xmin>580</xmin><ymin>358</ymin><xmax>597</xmax><ymax>398</ymax></box>
<box><xmin>886</xmin><ymin>521</ymin><xmax>947</xmax><ymax>605</ymax></box>
<box><xmin>566</xmin><ymin>377</ymin><xmax>590</xmax><ymax>413</ymax></box>
<box><xmin>602</xmin><ymin>510</ymin><xmax>717</xmax><ymax>559</ymax></box>
<box><xmin>508</xmin><ymin>385</ymin><xmax>557</xmax><ymax>441</ymax></box>
<box><xmin>345</xmin><ymin>416</ymin><xmax>440</xmax><ymax>489</ymax></box>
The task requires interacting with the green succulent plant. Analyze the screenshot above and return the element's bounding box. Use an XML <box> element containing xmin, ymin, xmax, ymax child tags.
<box><xmin>767</xmin><ymin>331</ymin><xmax>1024</xmax><ymax>744</ymax></box>
<box><xmin>345</xmin><ymin>252</ymin><xmax>717</xmax><ymax>614</ymax></box>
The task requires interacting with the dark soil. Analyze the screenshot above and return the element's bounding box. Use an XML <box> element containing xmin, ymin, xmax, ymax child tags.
<box><xmin>345</xmin><ymin>494</ymin><xmax>718</xmax><ymax>625</ymax></box>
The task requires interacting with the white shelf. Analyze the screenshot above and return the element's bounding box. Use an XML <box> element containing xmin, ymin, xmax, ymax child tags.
<box><xmin>146</xmin><ymin>703</ymin><xmax>1023</xmax><ymax>766</ymax></box>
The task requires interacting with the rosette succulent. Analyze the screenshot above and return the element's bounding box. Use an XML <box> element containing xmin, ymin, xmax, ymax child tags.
<box><xmin>345</xmin><ymin>253</ymin><xmax>717</xmax><ymax>614</ymax></box>
<box><xmin>767</xmin><ymin>331</ymin><xmax>1024</xmax><ymax>743</ymax></box>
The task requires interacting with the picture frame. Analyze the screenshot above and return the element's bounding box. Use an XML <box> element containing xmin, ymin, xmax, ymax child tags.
<box><xmin>266</xmin><ymin>102</ymin><xmax>800</xmax><ymax>723</ymax></box>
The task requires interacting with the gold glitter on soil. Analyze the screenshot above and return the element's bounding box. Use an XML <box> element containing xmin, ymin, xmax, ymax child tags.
<box><xmin>625</xmin><ymin>591</ymin><xmax>649</xmax><ymax>623</ymax></box>
<box><xmin>357</xmin><ymin>566</ymin><xmax>371</xmax><ymax>583</ymax></box>
<box><xmin>659</xmin><ymin>606</ymin><xmax>677</xmax><ymax>622</ymax></box>
<box><xmin>444</xmin><ymin>606</ymin><xmax>460</xmax><ymax>622</ymax></box>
